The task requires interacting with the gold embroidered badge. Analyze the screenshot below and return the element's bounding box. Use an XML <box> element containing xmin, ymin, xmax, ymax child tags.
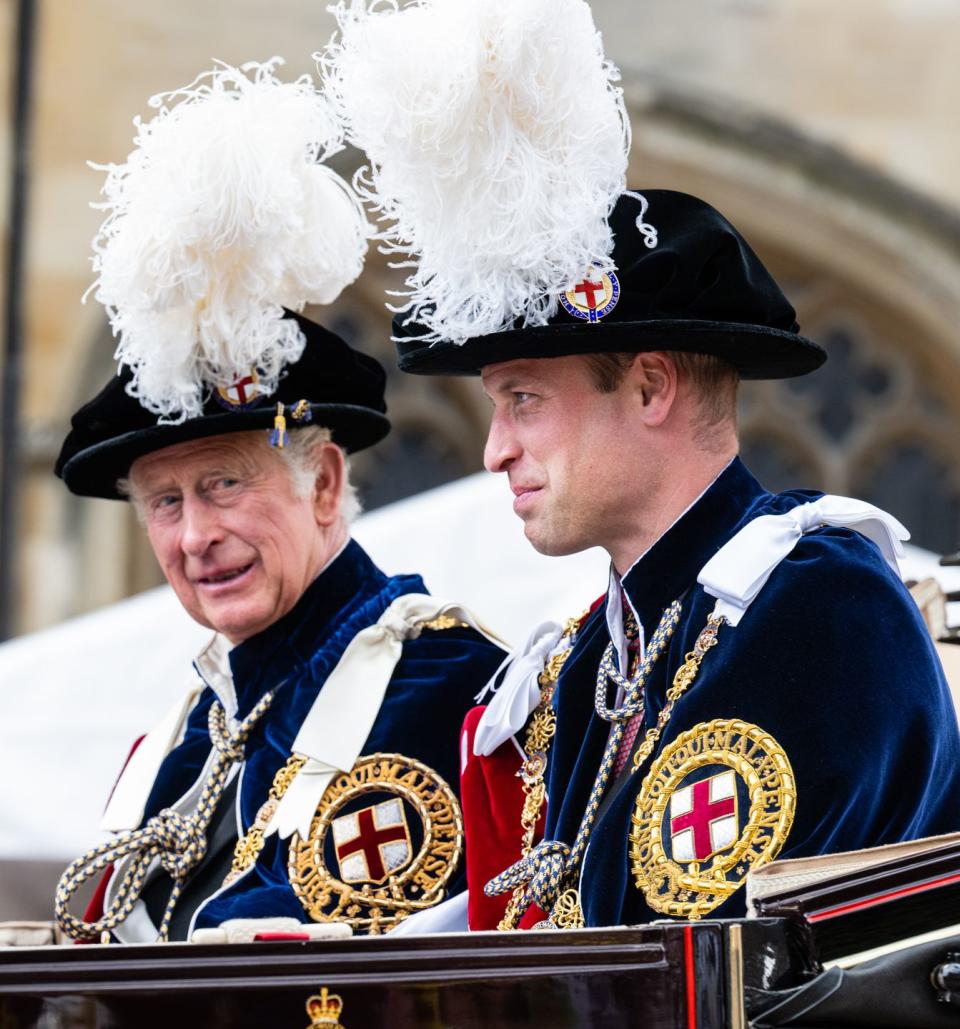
<box><xmin>629</xmin><ymin>719</ymin><xmax>796</xmax><ymax>920</ymax></box>
<box><xmin>288</xmin><ymin>752</ymin><xmax>462</xmax><ymax>934</ymax></box>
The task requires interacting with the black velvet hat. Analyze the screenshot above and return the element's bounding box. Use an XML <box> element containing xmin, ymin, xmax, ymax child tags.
<box><xmin>394</xmin><ymin>190</ymin><xmax>826</xmax><ymax>378</ymax></box>
<box><xmin>56</xmin><ymin>312</ymin><xmax>390</xmax><ymax>501</ymax></box>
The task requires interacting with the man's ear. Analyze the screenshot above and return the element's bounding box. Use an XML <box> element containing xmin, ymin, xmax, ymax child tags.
<box><xmin>628</xmin><ymin>351</ymin><xmax>678</xmax><ymax>427</ymax></box>
<box><xmin>312</xmin><ymin>442</ymin><xmax>345</xmax><ymax>527</ymax></box>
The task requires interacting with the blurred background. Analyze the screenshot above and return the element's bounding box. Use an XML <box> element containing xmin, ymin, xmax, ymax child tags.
<box><xmin>2</xmin><ymin>0</ymin><xmax>960</xmax><ymax>918</ymax></box>
<box><xmin>2</xmin><ymin>0</ymin><xmax>960</xmax><ymax>639</ymax></box>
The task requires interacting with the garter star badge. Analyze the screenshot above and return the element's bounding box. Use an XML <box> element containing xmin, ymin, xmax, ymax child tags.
<box><xmin>629</xmin><ymin>719</ymin><xmax>796</xmax><ymax>919</ymax></box>
<box><xmin>214</xmin><ymin>368</ymin><xmax>267</xmax><ymax>411</ymax></box>
<box><xmin>288</xmin><ymin>753</ymin><xmax>462</xmax><ymax>934</ymax></box>
<box><xmin>559</xmin><ymin>266</ymin><xmax>620</xmax><ymax>323</ymax></box>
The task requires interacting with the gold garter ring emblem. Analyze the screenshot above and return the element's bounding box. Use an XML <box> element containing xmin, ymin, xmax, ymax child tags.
<box><xmin>559</xmin><ymin>265</ymin><xmax>620</xmax><ymax>323</ymax></box>
<box><xmin>214</xmin><ymin>367</ymin><xmax>265</xmax><ymax>411</ymax></box>
<box><xmin>288</xmin><ymin>752</ymin><xmax>462</xmax><ymax>934</ymax></box>
<box><xmin>629</xmin><ymin>719</ymin><xmax>796</xmax><ymax>920</ymax></box>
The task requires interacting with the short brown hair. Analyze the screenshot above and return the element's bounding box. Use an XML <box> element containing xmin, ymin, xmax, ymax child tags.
<box><xmin>671</xmin><ymin>351</ymin><xmax>739</xmax><ymax>428</ymax></box>
<box><xmin>583</xmin><ymin>352</ymin><xmax>635</xmax><ymax>393</ymax></box>
<box><xmin>583</xmin><ymin>350</ymin><xmax>739</xmax><ymax>429</ymax></box>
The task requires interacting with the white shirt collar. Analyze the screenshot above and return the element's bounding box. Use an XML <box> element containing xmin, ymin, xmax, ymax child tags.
<box><xmin>193</xmin><ymin>632</ymin><xmax>236</xmax><ymax>717</ymax></box>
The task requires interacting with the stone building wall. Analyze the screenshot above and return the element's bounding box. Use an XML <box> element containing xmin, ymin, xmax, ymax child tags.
<box><xmin>3</xmin><ymin>0</ymin><xmax>960</xmax><ymax>633</ymax></box>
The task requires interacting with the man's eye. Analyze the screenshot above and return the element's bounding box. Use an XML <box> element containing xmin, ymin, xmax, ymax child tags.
<box><xmin>212</xmin><ymin>477</ymin><xmax>240</xmax><ymax>491</ymax></box>
<box><xmin>151</xmin><ymin>494</ymin><xmax>180</xmax><ymax>512</ymax></box>
<box><xmin>513</xmin><ymin>391</ymin><xmax>534</xmax><ymax>403</ymax></box>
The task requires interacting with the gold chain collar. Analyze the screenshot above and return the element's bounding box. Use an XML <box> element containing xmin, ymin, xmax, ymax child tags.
<box><xmin>496</xmin><ymin>613</ymin><xmax>583</xmax><ymax>931</ymax></box>
<box><xmin>496</xmin><ymin>608</ymin><xmax>726</xmax><ymax>931</ymax></box>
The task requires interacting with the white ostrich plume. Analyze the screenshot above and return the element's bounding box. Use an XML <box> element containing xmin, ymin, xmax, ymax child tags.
<box><xmin>88</xmin><ymin>58</ymin><xmax>370</xmax><ymax>422</ymax></box>
<box><xmin>321</xmin><ymin>0</ymin><xmax>630</xmax><ymax>345</ymax></box>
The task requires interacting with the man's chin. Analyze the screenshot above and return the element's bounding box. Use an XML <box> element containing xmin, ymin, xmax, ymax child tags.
<box><xmin>522</xmin><ymin>523</ymin><xmax>590</xmax><ymax>559</ymax></box>
<box><xmin>191</xmin><ymin>600</ymin><xmax>271</xmax><ymax>645</ymax></box>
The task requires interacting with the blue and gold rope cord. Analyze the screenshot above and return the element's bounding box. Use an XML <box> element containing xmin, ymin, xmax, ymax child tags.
<box><xmin>55</xmin><ymin>691</ymin><xmax>274</xmax><ymax>943</ymax></box>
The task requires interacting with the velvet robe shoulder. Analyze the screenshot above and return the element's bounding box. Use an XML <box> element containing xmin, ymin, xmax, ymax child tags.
<box><xmin>138</xmin><ymin>539</ymin><xmax>505</xmax><ymax>933</ymax></box>
<box><xmin>541</xmin><ymin>459</ymin><xmax>960</xmax><ymax>927</ymax></box>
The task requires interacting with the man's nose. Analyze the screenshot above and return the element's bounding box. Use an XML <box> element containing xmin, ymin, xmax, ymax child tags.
<box><xmin>179</xmin><ymin>495</ymin><xmax>222</xmax><ymax>556</ymax></box>
<box><xmin>483</xmin><ymin>411</ymin><xmax>521</xmax><ymax>474</ymax></box>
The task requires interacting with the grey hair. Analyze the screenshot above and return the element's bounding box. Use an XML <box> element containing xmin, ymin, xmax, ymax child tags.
<box><xmin>117</xmin><ymin>425</ymin><xmax>363</xmax><ymax>524</ymax></box>
<box><xmin>283</xmin><ymin>425</ymin><xmax>363</xmax><ymax>523</ymax></box>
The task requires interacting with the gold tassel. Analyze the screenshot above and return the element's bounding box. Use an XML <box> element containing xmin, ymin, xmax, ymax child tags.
<box><xmin>269</xmin><ymin>403</ymin><xmax>288</xmax><ymax>448</ymax></box>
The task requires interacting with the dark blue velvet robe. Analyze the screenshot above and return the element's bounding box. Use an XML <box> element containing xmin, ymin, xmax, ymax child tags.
<box><xmin>139</xmin><ymin>540</ymin><xmax>505</xmax><ymax>934</ymax></box>
<box><xmin>545</xmin><ymin>459</ymin><xmax>960</xmax><ymax>926</ymax></box>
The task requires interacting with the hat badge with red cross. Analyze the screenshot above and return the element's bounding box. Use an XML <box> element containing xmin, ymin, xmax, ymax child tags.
<box><xmin>214</xmin><ymin>368</ymin><xmax>268</xmax><ymax>411</ymax></box>
<box><xmin>559</xmin><ymin>265</ymin><xmax>621</xmax><ymax>323</ymax></box>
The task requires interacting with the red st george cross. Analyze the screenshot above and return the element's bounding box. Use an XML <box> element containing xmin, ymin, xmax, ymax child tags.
<box><xmin>670</xmin><ymin>777</ymin><xmax>736</xmax><ymax>862</ymax></box>
<box><xmin>335</xmin><ymin>807</ymin><xmax>408</xmax><ymax>883</ymax></box>
<box><xmin>227</xmin><ymin>374</ymin><xmax>257</xmax><ymax>405</ymax></box>
<box><xmin>573</xmin><ymin>277</ymin><xmax>606</xmax><ymax>310</ymax></box>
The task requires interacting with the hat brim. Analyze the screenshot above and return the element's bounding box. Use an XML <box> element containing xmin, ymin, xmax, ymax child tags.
<box><xmin>59</xmin><ymin>403</ymin><xmax>390</xmax><ymax>501</ymax></box>
<box><xmin>395</xmin><ymin>319</ymin><xmax>826</xmax><ymax>378</ymax></box>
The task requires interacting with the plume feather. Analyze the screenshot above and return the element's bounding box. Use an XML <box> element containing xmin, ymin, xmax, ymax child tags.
<box><xmin>89</xmin><ymin>58</ymin><xmax>369</xmax><ymax>422</ymax></box>
<box><xmin>321</xmin><ymin>0</ymin><xmax>629</xmax><ymax>344</ymax></box>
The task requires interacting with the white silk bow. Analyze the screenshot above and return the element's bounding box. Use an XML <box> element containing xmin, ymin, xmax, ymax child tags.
<box><xmin>697</xmin><ymin>495</ymin><xmax>909</xmax><ymax>626</ymax></box>
<box><xmin>472</xmin><ymin>621</ymin><xmax>568</xmax><ymax>758</ymax></box>
<box><xmin>266</xmin><ymin>594</ymin><xmax>504</xmax><ymax>840</ymax></box>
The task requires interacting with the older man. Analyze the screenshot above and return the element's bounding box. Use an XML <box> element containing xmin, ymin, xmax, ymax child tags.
<box><xmin>54</xmin><ymin>316</ymin><xmax>504</xmax><ymax>945</ymax></box>
<box><xmin>50</xmin><ymin>61</ymin><xmax>505</xmax><ymax>944</ymax></box>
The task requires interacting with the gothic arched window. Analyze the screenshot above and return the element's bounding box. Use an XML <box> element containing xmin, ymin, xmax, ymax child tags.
<box><xmin>739</xmin><ymin>309</ymin><xmax>960</xmax><ymax>554</ymax></box>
